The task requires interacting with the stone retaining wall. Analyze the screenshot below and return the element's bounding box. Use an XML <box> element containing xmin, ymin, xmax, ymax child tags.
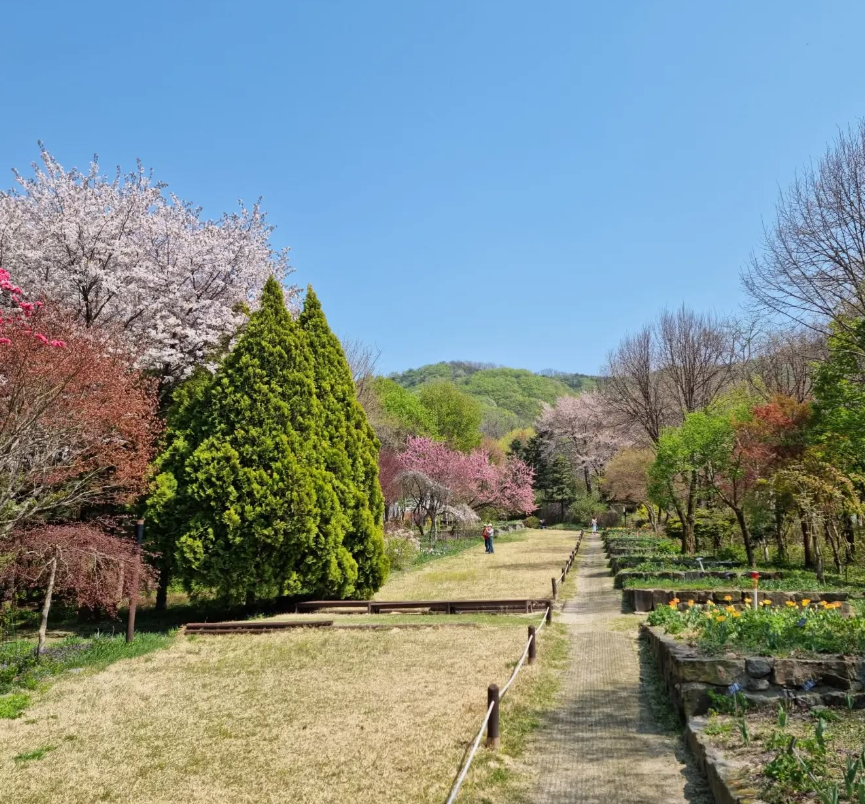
<box><xmin>642</xmin><ymin>623</ymin><xmax>865</xmax><ymax>719</ymax></box>
<box><xmin>627</xmin><ymin>587</ymin><xmax>852</xmax><ymax>612</ymax></box>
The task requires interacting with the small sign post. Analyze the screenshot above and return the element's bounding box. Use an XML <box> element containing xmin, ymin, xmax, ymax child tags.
<box><xmin>750</xmin><ymin>571</ymin><xmax>760</xmax><ymax>611</ymax></box>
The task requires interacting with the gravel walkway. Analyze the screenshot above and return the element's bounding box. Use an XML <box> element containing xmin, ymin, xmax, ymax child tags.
<box><xmin>528</xmin><ymin>531</ymin><xmax>707</xmax><ymax>804</ymax></box>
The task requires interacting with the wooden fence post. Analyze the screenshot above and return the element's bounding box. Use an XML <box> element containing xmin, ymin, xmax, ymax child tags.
<box><xmin>486</xmin><ymin>684</ymin><xmax>500</xmax><ymax>749</ymax></box>
<box><xmin>528</xmin><ymin>625</ymin><xmax>537</xmax><ymax>665</ymax></box>
<box><xmin>551</xmin><ymin>577</ymin><xmax>558</xmax><ymax>600</ymax></box>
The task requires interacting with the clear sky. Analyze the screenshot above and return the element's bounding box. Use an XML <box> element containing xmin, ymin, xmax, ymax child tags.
<box><xmin>2</xmin><ymin>1</ymin><xmax>864</xmax><ymax>375</ymax></box>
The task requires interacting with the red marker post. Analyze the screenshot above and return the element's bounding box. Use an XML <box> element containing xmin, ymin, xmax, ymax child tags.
<box><xmin>750</xmin><ymin>571</ymin><xmax>760</xmax><ymax>611</ymax></box>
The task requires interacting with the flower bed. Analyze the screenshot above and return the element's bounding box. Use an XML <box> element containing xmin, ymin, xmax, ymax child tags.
<box><xmin>692</xmin><ymin>707</ymin><xmax>865</xmax><ymax>804</ymax></box>
<box><xmin>643</xmin><ymin>601</ymin><xmax>865</xmax><ymax>719</ymax></box>
<box><xmin>627</xmin><ymin>587</ymin><xmax>855</xmax><ymax>613</ymax></box>
<box><xmin>648</xmin><ymin>599</ymin><xmax>861</xmax><ymax>656</ymax></box>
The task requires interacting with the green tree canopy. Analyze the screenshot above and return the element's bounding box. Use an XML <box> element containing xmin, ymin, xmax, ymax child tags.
<box><xmin>146</xmin><ymin>277</ymin><xmax>360</xmax><ymax>603</ymax></box>
<box><xmin>369</xmin><ymin>377</ymin><xmax>436</xmax><ymax>441</ymax></box>
<box><xmin>299</xmin><ymin>286</ymin><xmax>388</xmax><ymax>596</ymax></box>
<box><xmin>417</xmin><ymin>381</ymin><xmax>483</xmax><ymax>452</ymax></box>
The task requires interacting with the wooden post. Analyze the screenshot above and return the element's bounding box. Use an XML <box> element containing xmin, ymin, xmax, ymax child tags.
<box><xmin>546</xmin><ymin>605</ymin><xmax>553</xmax><ymax>624</ymax></box>
<box><xmin>126</xmin><ymin>519</ymin><xmax>145</xmax><ymax>644</ymax></box>
<box><xmin>551</xmin><ymin>577</ymin><xmax>558</xmax><ymax>600</ymax></box>
<box><xmin>528</xmin><ymin>625</ymin><xmax>537</xmax><ymax>665</ymax></box>
<box><xmin>486</xmin><ymin>684</ymin><xmax>500</xmax><ymax>749</ymax></box>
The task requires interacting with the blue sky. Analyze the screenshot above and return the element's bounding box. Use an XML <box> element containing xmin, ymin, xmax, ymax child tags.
<box><xmin>2</xmin><ymin>1</ymin><xmax>864</xmax><ymax>375</ymax></box>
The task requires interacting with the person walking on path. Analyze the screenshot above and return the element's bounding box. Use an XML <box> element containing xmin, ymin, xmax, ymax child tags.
<box><xmin>482</xmin><ymin>523</ymin><xmax>495</xmax><ymax>553</ymax></box>
<box><xmin>591</xmin><ymin>517</ymin><xmax>598</xmax><ymax>533</ymax></box>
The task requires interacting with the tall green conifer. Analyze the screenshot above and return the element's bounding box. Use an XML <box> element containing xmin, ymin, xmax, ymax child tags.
<box><xmin>147</xmin><ymin>277</ymin><xmax>358</xmax><ymax>603</ymax></box>
<box><xmin>299</xmin><ymin>287</ymin><xmax>388</xmax><ymax>596</ymax></box>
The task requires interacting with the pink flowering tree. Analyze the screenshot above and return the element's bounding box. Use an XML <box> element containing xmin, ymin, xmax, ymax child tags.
<box><xmin>0</xmin><ymin>147</ymin><xmax>293</xmax><ymax>389</ymax></box>
<box><xmin>0</xmin><ymin>267</ymin><xmax>64</xmax><ymax>347</ymax></box>
<box><xmin>395</xmin><ymin>437</ymin><xmax>535</xmax><ymax>540</ymax></box>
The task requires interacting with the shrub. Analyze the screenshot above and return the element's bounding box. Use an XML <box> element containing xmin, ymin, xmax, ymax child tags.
<box><xmin>524</xmin><ymin>515</ymin><xmax>540</xmax><ymax>529</ymax></box>
<box><xmin>384</xmin><ymin>534</ymin><xmax>419</xmax><ymax>571</ymax></box>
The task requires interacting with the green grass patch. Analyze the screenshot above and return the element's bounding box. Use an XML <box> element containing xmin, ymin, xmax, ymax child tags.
<box><xmin>14</xmin><ymin>745</ymin><xmax>55</xmax><ymax>763</ymax></box>
<box><xmin>0</xmin><ymin>693</ymin><xmax>30</xmax><ymax>719</ymax></box>
<box><xmin>0</xmin><ymin>632</ymin><xmax>174</xmax><ymax>698</ymax></box>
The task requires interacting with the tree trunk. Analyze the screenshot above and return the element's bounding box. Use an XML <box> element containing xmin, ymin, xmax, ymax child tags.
<box><xmin>826</xmin><ymin>521</ymin><xmax>843</xmax><ymax>574</ymax></box>
<box><xmin>155</xmin><ymin>562</ymin><xmax>170</xmax><ymax>612</ymax></box>
<box><xmin>801</xmin><ymin>519</ymin><xmax>814</xmax><ymax>568</ymax></box>
<box><xmin>774</xmin><ymin>501</ymin><xmax>787</xmax><ymax>563</ymax></box>
<box><xmin>682</xmin><ymin>472</ymin><xmax>697</xmax><ymax>555</ymax></box>
<box><xmin>583</xmin><ymin>467</ymin><xmax>592</xmax><ymax>494</ymax></box>
<box><xmin>733</xmin><ymin>507</ymin><xmax>755</xmax><ymax>568</ymax></box>
<box><xmin>36</xmin><ymin>556</ymin><xmax>58</xmax><ymax>658</ymax></box>
<box><xmin>843</xmin><ymin>516</ymin><xmax>855</xmax><ymax>563</ymax></box>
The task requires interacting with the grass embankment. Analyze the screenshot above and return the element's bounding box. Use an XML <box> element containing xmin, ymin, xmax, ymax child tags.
<box><xmin>0</xmin><ymin>528</ymin><xmax>579</xmax><ymax>803</ymax></box>
<box><xmin>0</xmin><ymin>621</ymin><xmax>560</xmax><ymax>804</ymax></box>
<box><xmin>378</xmin><ymin>528</ymin><xmax>579</xmax><ymax>601</ymax></box>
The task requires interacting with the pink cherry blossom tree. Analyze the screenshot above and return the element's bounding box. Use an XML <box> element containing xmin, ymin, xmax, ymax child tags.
<box><xmin>0</xmin><ymin>146</ymin><xmax>294</xmax><ymax>389</ymax></box>
<box><xmin>394</xmin><ymin>437</ymin><xmax>535</xmax><ymax>539</ymax></box>
<box><xmin>0</xmin><ymin>267</ymin><xmax>64</xmax><ymax>347</ymax></box>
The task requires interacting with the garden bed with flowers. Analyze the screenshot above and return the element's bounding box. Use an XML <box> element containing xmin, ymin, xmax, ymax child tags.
<box><xmin>643</xmin><ymin>599</ymin><xmax>865</xmax><ymax>719</ymax></box>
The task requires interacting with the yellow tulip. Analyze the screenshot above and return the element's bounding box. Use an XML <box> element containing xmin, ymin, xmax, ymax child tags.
<box><xmin>785</xmin><ymin>601</ymin><xmax>797</xmax><ymax>607</ymax></box>
<box><xmin>731</xmin><ymin>611</ymin><xmax>742</xmax><ymax>618</ymax></box>
<box><xmin>725</xmin><ymin>605</ymin><xmax>736</xmax><ymax>613</ymax></box>
<box><xmin>687</xmin><ymin>600</ymin><xmax>695</xmax><ymax>607</ymax></box>
<box><xmin>723</xmin><ymin>595</ymin><xmax>733</xmax><ymax>602</ymax></box>
<box><xmin>801</xmin><ymin>599</ymin><xmax>811</xmax><ymax>607</ymax></box>
<box><xmin>715</xmin><ymin>615</ymin><xmax>727</xmax><ymax>623</ymax></box>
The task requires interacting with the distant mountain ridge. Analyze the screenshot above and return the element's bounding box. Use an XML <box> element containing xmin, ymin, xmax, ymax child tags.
<box><xmin>387</xmin><ymin>361</ymin><xmax>598</xmax><ymax>435</ymax></box>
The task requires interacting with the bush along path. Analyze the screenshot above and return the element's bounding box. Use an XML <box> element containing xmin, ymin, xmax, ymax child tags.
<box><xmin>527</xmin><ymin>530</ymin><xmax>707</xmax><ymax>804</ymax></box>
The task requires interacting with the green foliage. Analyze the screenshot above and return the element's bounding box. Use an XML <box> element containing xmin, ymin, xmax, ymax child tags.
<box><xmin>383</xmin><ymin>534</ymin><xmax>419</xmax><ymax>571</ymax></box>
<box><xmin>388</xmin><ymin>362</ymin><xmax>597</xmax><ymax>429</ymax></box>
<box><xmin>369</xmin><ymin>377</ymin><xmax>436</xmax><ymax>439</ymax></box>
<box><xmin>665</xmin><ymin>508</ymin><xmax>738</xmax><ymax>551</ymax></box>
<box><xmin>417</xmin><ymin>381</ymin><xmax>483</xmax><ymax>451</ymax></box>
<box><xmin>567</xmin><ymin>490</ymin><xmax>606</xmax><ymax>524</ymax></box>
<box><xmin>299</xmin><ymin>287</ymin><xmax>388</xmax><ymax>596</ymax></box>
<box><xmin>0</xmin><ymin>693</ymin><xmax>29</xmax><ymax>719</ymax></box>
<box><xmin>648</xmin><ymin>599</ymin><xmax>865</xmax><ymax>655</ymax></box>
<box><xmin>148</xmin><ymin>277</ymin><xmax>364</xmax><ymax>602</ymax></box>
<box><xmin>813</xmin><ymin>317</ymin><xmax>865</xmax><ymax>475</ymax></box>
<box><xmin>524</xmin><ymin>515</ymin><xmax>540</xmax><ymax>528</ymax></box>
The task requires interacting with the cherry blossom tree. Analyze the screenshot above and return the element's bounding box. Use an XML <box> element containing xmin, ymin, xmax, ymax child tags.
<box><xmin>0</xmin><ymin>267</ymin><xmax>64</xmax><ymax>347</ymax></box>
<box><xmin>395</xmin><ymin>437</ymin><xmax>535</xmax><ymax>538</ymax></box>
<box><xmin>538</xmin><ymin>392</ymin><xmax>631</xmax><ymax>492</ymax></box>
<box><xmin>0</xmin><ymin>307</ymin><xmax>160</xmax><ymax>539</ymax></box>
<box><xmin>0</xmin><ymin>146</ymin><xmax>294</xmax><ymax>389</ymax></box>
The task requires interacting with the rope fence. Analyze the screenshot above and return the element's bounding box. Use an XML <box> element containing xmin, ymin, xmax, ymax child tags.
<box><xmin>444</xmin><ymin>530</ymin><xmax>583</xmax><ymax>804</ymax></box>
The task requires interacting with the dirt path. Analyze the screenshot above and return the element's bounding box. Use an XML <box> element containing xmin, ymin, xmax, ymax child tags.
<box><xmin>528</xmin><ymin>531</ymin><xmax>709</xmax><ymax>804</ymax></box>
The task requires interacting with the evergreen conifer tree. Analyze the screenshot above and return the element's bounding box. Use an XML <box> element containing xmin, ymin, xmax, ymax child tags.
<box><xmin>299</xmin><ymin>287</ymin><xmax>388</xmax><ymax>596</ymax></box>
<box><xmin>147</xmin><ymin>277</ymin><xmax>358</xmax><ymax>603</ymax></box>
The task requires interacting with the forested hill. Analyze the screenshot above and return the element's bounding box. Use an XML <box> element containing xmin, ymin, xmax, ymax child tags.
<box><xmin>387</xmin><ymin>362</ymin><xmax>597</xmax><ymax>432</ymax></box>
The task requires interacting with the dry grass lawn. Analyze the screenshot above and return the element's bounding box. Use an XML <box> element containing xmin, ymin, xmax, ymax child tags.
<box><xmin>377</xmin><ymin>528</ymin><xmax>579</xmax><ymax>601</ymax></box>
<box><xmin>0</xmin><ymin>625</ymin><xmax>544</xmax><ymax>804</ymax></box>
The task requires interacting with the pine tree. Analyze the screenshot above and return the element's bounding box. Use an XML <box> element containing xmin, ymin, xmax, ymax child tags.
<box><xmin>147</xmin><ymin>277</ymin><xmax>358</xmax><ymax>603</ymax></box>
<box><xmin>299</xmin><ymin>286</ymin><xmax>388</xmax><ymax>596</ymax></box>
